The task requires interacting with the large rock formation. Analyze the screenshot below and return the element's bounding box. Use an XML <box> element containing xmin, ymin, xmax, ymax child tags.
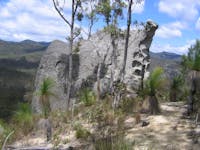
<box><xmin>32</xmin><ymin>20</ymin><xmax>158</xmax><ymax>113</ymax></box>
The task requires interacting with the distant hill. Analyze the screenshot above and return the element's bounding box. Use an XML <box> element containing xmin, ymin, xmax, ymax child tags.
<box><xmin>150</xmin><ymin>51</ymin><xmax>181</xmax><ymax>60</ymax></box>
<box><xmin>0</xmin><ymin>39</ymin><xmax>50</xmax><ymax>61</ymax></box>
<box><xmin>0</xmin><ymin>39</ymin><xmax>50</xmax><ymax>120</ymax></box>
<box><xmin>150</xmin><ymin>51</ymin><xmax>182</xmax><ymax>78</ymax></box>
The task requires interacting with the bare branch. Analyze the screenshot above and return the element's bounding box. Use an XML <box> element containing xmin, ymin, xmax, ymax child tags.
<box><xmin>52</xmin><ymin>0</ymin><xmax>71</xmax><ymax>27</ymax></box>
<box><xmin>73</xmin><ymin>0</ymin><xmax>79</xmax><ymax>16</ymax></box>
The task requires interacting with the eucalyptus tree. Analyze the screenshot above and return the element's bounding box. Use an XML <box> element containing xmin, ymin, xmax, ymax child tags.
<box><xmin>82</xmin><ymin>0</ymin><xmax>98</xmax><ymax>39</ymax></box>
<box><xmin>97</xmin><ymin>0</ymin><xmax>126</xmax><ymax>108</ymax></box>
<box><xmin>52</xmin><ymin>0</ymin><xmax>83</xmax><ymax>109</ymax></box>
<box><xmin>120</xmin><ymin>0</ymin><xmax>144</xmax><ymax>81</ymax></box>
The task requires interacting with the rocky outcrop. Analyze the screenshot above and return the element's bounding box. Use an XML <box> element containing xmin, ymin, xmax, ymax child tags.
<box><xmin>32</xmin><ymin>20</ymin><xmax>158</xmax><ymax>112</ymax></box>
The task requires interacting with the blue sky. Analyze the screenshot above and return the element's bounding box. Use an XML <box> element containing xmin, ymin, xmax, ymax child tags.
<box><xmin>0</xmin><ymin>0</ymin><xmax>200</xmax><ymax>54</ymax></box>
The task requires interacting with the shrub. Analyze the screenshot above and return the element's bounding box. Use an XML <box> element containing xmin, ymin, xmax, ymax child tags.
<box><xmin>0</xmin><ymin>120</ymin><xmax>12</xmax><ymax>149</ymax></box>
<box><xmin>145</xmin><ymin>67</ymin><xmax>165</xmax><ymax>96</ymax></box>
<box><xmin>12</xmin><ymin>103</ymin><xmax>33</xmax><ymax>135</ymax></box>
<box><xmin>119</xmin><ymin>98</ymin><xmax>137</xmax><ymax>114</ymax></box>
<box><xmin>79</xmin><ymin>88</ymin><xmax>96</xmax><ymax>106</ymax></box>
<box><xmin>170</xmin><ymin>74</ymin><xmax>184</xmax><ymax>102</ymax></box>
<box><xmin>74</xmin><ymin>124</ymin><xmax>90</xmax><ymax>139</ymax></box>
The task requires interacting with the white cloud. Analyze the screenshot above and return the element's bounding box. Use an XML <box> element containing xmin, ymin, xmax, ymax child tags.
<box><xmin>132</xmin><ymin>0</ymin><xmax>145</xmax><ymax>14</ymax></box>
<box><xmin>158</xmin><ymin>0</ymin><xmax>200</xmax><ymax>21</ymax></box>
<box><xmin>156</xmin><ymin>21</ymin><xmax>187</xmax><ymax>38</ymax></box>
<box><xmin>151</xmin><ymin>40</ymin><xmax>196</xmax><ymax>55</ymax></box>
<box><xmin>0</xmin><ymin>0</ymin><xmax>70</xmax><ymax>41</ymax></box>
<box><xmin>196</xmin><ymin>17</ymin><xmax>200</xmax><ymax>30</ymax></box>
<box><xmin>0</xmin><ymin>0</ymin><xmax>145</xmax><ymax>41</ymax></box>
<box><xmin>121</xmin><ymin>0</ymin><xmax>145</xmax><ymax>14</ymax></box>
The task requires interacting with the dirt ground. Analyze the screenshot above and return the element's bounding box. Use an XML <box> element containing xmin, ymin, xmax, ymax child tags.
<box><xmin>8</xmin><ymin>102</ymin><xmax>200</xmax><ymax>150</ymax></box>
<box><xmin>125</xmin><ymin>102</ymin><xmax>200</xmax><ymax>150</ymax></box>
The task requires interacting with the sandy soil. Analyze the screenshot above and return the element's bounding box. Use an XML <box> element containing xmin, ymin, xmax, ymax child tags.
<box><xmin>8</xmin><ymin>102</ymin><xmax>200</xmax><ymax>150</ymax></box>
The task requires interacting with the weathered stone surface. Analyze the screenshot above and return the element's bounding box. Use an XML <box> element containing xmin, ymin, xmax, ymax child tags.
<box><xmin>32</xmin><ymin>40</ymin><xmax>69</xmax><ymax>112</ymax></box>
<box><xmin>32</xmin><ymin>21</ymin><xmax>158</xmax><ymax>112</ymax></box>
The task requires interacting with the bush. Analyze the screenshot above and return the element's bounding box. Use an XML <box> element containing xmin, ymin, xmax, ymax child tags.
<box><xmin>74</xmin><ymin>124</ymin><xmax>90</xmax><ymax>139</ymax></box>
<box><xmin>12</xmin><ymin>103</ymin><xmax>33</xmax><ymax>135</ymax></box>
<box><xmin>0</xmin><ymin>120</ymin><xmax>12</xmax><ymax>149</ymax></box>
<box><xmin>119</xmin><ymin>98</ymin><xmax>138</xmax><ymax>114</ymax></box>
<box><xmin>79</xmin><ymin>88</ymin><xmax>96</xmax><ymax>106</ymax></box>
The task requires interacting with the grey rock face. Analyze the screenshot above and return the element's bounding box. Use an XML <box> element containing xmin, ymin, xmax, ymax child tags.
<box><xmin>32</xmin><ymin>21</ymin><xmax>158</xmax><ymax>112</ymax></box>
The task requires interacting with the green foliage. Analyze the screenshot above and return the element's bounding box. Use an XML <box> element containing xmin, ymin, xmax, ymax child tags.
<box><xmin>181</xmin><ymin>39</ymin><xmax>200</xmax><ymax>71</ymax></box>
<box><xmin>96</xmin><ymin>0</ymin><xmax>112</xmax><ymax>25</ymax></box>
<box><xmin>119</xmin><ymin>98</ymin><xmax>136</xmax><ymax>114</ymax></box>
<box><xmin>74</xmin><ymin>123</ymin><xmax>90</xmax><ymax>139</ymax></box>
<box><xmin>37</xmin><ymin>77</ymin><xmax>55</xmax><ymax>97</ymax></box>
<box><xmin>79</xmin><ymin>88</ymin><xmax>96</xmax><ymax>106</ymax></box>
<box><xmin>0</xmin><ymin>120</ymin><xmax>12</xmax><ymax>149</ymax></box>
<box><xmin>74</xmin><ymin>40</ymin><xmax>81</xmax><ymax>53</ymax></box>
<box><xmin>36</xmin><ymin>77</ymin><xmax>55</xmax><ymax>117</ymax></box>
<box><xmin>77</xmin><ymin>12</ymin><xmax>83</xmax><ymax>21</ymax></box>
<box><xmin>96</xmin><ymin>0</ymin><xmax>126</xmax><ymax>26</ymax></box>
<box><xmin>13</xmin><ymin>103</ymin><xmax>33</xmax><ymax>135</ymax></box>
<box><xmin>171</xmin><ymin>75</ymin><xmax>184</xmax><ymax>90</ymax></box>
<box><xmin>145</xmin><ymin>67</ymin><xmax>165</xmax><ymax>96</ymax></box>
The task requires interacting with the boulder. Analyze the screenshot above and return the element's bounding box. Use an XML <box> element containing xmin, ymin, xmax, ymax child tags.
<box><xmin>32</xmin><ymin>21</ymin><xmax>158</xmax><ymax>113</ymax></box>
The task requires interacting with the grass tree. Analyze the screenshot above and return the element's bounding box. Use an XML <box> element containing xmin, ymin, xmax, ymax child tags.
<box><xmin>38</xmin><ymin>78</ymin><xmax>55</xmax><ymax>118</ymax></box>
<box><xmin>37</xmin><ymin>77</ymin><xmax>55</xmax><ymax>141</ymax></box>
<box><xmin>169</xmin><ymin>74</ymin><xmax>184</xmax><ymax>102</ymax></box>
<box><xmin>145</xmin><ymin>67</ymin><xmax>165</xmax><ymax>114</ymax></box>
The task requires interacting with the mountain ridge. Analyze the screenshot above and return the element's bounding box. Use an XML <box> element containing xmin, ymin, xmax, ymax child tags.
<box><xmin>0</xmin><ymin>39</ymin><xmax>182</xmax><ymax>59</ymax></box>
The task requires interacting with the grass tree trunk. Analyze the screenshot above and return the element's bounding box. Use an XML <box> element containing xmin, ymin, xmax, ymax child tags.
<box><xmin>41</xmin><ymin>95</ymin><xmax>52</xmax><ymax>142</ymax></box>
<box><xmin>170</xmin><ymin>89</ymin><xmax>177</xmax><ymax>102</ymax></box>
<box><xmin>46</xmin><ymin>118</ymin><xmax>52</xmax><ymax>142</ymax></box>
<box><xmin>148</xmin><ymin>95</ymin><xmax>160</xmax><ymax>115</ymax></box>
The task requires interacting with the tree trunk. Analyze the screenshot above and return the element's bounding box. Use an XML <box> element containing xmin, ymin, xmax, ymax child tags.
<box><xmin>97</xmin><ymin>63</ymin><xmax>101</xmax><ymax>101</ymax></box>
<box><xmin>88</xmin><ymin>15</ymin><xmax>94</xmax><ymax>39</ymax></box>
<box><xmin>148</xmin><ymin>95</ymin><xmax>160</xmax><ymax>115</ymax></box>
<box><xmin>170</xmin><ymin>89</ymin><xmax>177</xmax><ymax>102</ymax></box>
<box><xmin>66</xmin><ymin>0</ymin><xmax>75</xmax><ymax>110</ymax></box>
<box><xmin>187</xmin><ymin>71</ymin><xmax>196</xmax><ymax>115</ymax></box>
<box><xmin>46</xmin><ymin>118</ymin><xmax>52</xmax><ymax>142</ymax></box>
<box><xmin>120</xmin><ymin>0</ymin><xmax>133</xmax><ymax>81</ymax></box>
<box><xmin>140</xmin><ymin>65</ymin><xmax>145</xmax><ymax>91</ymax></box>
